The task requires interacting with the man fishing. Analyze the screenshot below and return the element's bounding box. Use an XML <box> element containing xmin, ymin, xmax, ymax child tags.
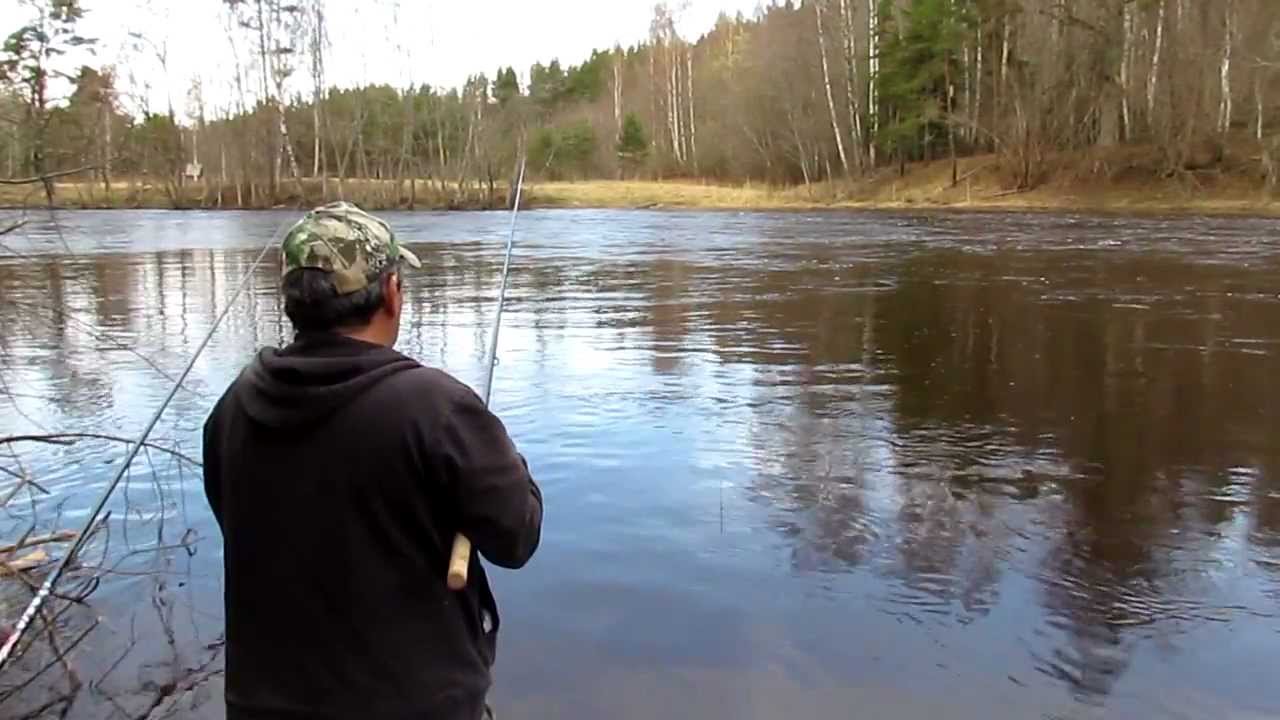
<box><xmin>202</xmin><ymin>202</ymin><xmax>543</xmax><ymax>720</ymax></box>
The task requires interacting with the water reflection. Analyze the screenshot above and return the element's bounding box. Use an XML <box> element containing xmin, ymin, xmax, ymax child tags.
<box><xmin>1</xmin><ymin>209</ymin><xmax>1279</xmax><ymax>717</ymax></box>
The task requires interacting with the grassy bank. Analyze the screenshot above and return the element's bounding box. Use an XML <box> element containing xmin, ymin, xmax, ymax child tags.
<box><xmin>533</xmin><ymin>150</ymin><xmax>1280</xmax><ymax>216</ymax></box>
<box><xmin>5</xmin><ymin>148</ymin><xmax>1279</xmax><ymax>216</ymax></box>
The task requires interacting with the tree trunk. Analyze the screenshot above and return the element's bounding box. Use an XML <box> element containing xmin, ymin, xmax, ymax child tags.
<box><xmin>1000</xmin><ymin>12</ymin><xmax>1011</xmax><ymax>127</ymax></box>
<box><xmin>220</xmin><ymin>142</ymin><xmax>227</xmax><ymax>208</ymax></box>
<box><xmin>975</xmin><ymin>21</ymin><xmax>983</xmax><ymax>149</ymax></box>
<box><xmin>313</xmin><ymin>104</ymin><xmax>322</xmax><ymax>178</ymax></box>
<box><xmin>868</xmin><ymin>0</ymin><xmax>879</xmax><ymax>166</ymax></box>
<box><xmin>1147</xmin><ymin>0</ymin><xmax>1165</xmax><ymax>125</ymax></box>
<box><xmin>614</xmin><ymin>49</ymin><xmax>623</xmax><ymax>143</ymax></box>
<box><xmin>685</xmin><ymin>46</ymin><xmax>697</xmax><ymax>170</ymax></box>
<box><xmin>650</xmin><ymin>44</ymin><xmax>659</xmax><ymax>160</ymax></box>
<box><xmin>675</xmin><ymin>40</ymin><xmax>686</xmax><ymax>163</ymax></box>
<box><xmin>816</xmin><ymin>0</ymin><xmax>850</xmax><ymax>177</ymax></box>
<box><xmin>254</xmin><ymin>0</ymin><xmax>279</xmax><ymax>194</ymax></box>
<box><xmin>311</xmin><ymin>0</ymin><xmax>326</xmax><ymax>179</ymax></box>
<box><xmin>839</xmin><ymin>0</ymin><xmax>864</xmax><ymax>171</ymax></box>
<box><xmin>101</xmin><ymin>100</ymin><xmax>112</xmax><ymax>194</ymax></box>
<box><xmin>1121</xmin><ymin>1</ymin><xmax>1133</xmax><ymax>139</ymax></box>
<box><xmin>276</xmin><ymin>99</ymin><xmax>303</xmax><ymax>184</ymax></box>
<box><xmin>1257</xmin><ymin>70</ymin><xmax>1265</xmax><ymax>143</ymax></box>
<box><xmin>946</xmin><ymin>55</ymin><xmax>957</xmax><ymax>186</ymax></box>
<box><xmin>1219</xmin><ymin>0</ymin><xmax>1234</xmax><ymax>135</ymax></box>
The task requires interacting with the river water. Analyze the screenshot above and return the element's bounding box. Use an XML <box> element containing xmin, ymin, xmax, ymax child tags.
<box><xmin>1</xmin><ymin>209</ymin><xmax>1279</xmax><ymax>719</ymax></box>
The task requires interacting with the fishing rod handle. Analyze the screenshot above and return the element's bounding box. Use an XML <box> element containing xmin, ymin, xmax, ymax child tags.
<box><xmin>447</xmin><ymin>533</ymin><xmax>471</xmax><ymax>590</ymax></box>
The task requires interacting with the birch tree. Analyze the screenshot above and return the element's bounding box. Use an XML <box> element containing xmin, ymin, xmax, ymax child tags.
<box><xmin>815</xmin><ymin>0</ymin><xmax>850</xmax><ymax>176</ymax></box>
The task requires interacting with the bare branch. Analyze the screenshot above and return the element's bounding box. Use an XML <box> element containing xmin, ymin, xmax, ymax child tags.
<box><xmin>0</xmin><ymin>531</ymin><xmax>79</xmax><ymax>556</ymax></box>
<box><xmin>0</xmin><ymin>220</ymin><xmax>28</xmax><ymax>237</ymax></box>
<box><xmin>0</xmin><ymin>434</ymin><xmax>202</xmax><ymax>468</ymax></box>
<box><xmin>0</xmin><ymin>166</ymin><xmax>98</xmax><ymax>186</ymax></box>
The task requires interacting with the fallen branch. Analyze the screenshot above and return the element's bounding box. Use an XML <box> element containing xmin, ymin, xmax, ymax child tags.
<box><xmin>956</xmin><ymin>163</ymin><xmax>992</xmax><ymax>185</ymax></box>
<box><xmin>0</xmin><ymin>434</ymin><xmax>201</xmax><ymax>468</ymax></box>
<box><xmin>0</xmin><ymin>166</ymin><xmax>98</xmax><ymax>186</ymax></box>
<box><xmin>0</xmin><ymin>531</ymin><xmax>79</xmax><ymax>556</ymax></box>
<box><xmin>0</xmin><ymin>219</ymin><xmax>27</xmax><ymax>237</ymax></box>
<box><xmin>988</xmin><ymin>188</ymin><xmax>1033</xmax><ymax>198</ymax></box>
<box><xmin>0</xmin><ymin>548</ymin><xmax>50</xmax><ymax>576</ymax></box>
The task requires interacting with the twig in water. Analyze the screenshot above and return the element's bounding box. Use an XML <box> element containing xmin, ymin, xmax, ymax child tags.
<box><xmin>0</xmin><ymin>434</ymin><xmax>201</xmax><ymax>468</ymax></box>
<box><xmin>0</xmin><ymin>219</ymin><xmax>28</xmax><ymax>237</ymax></box>
<box><xmin>0</xmin><ymin>619</ymin><xmax>98</xmax><ymax>704</ymax></box>
<box><xmin>0</xmin><ymin>472</ymin><xmax>52</xmax><ymax>506</ymax></box>
<box><xmin>92</xmin><ymin>611</ymin><xmax>137</xmax><ymax>696</ymax></box>
<box><xmin>0</xmin><ymin>531</ymin><xmax>80</xmax><ymax>556</ymax></box>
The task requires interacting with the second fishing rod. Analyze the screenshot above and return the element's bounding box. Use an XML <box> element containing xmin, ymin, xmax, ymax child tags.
<box><xmin>446</xmin><ymin>156</ymin><xmax>528</xmax><ymax>591</ymax></box>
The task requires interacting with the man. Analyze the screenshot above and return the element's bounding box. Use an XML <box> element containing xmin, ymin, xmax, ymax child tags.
<box><xmin>202</xmin><ymin>202</ymin><xmax>542</xmax><ymax>720</ymax></box>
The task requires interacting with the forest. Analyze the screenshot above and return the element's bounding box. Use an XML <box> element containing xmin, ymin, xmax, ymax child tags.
<box><xmin>2</xmin><ymin>0</ymin><xmax>1279</xmax><ymax>209</ymax></box>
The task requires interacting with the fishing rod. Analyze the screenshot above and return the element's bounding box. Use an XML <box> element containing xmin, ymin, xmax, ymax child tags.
<box><xmin>0</xmin><ymin>228</ymin><xmax>281</xmax><ymax>672</ymax></box>
<box><xmin>447</xmin><ymin>156</ymin><xmax>527</xmax><ymax>591</ymax></box>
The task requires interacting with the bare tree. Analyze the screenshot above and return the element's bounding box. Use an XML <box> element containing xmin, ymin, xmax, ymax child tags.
<box><xmin>815</xmin><ymin>0</ymin><xmax>849</xmax><ymax>176</ymax></box>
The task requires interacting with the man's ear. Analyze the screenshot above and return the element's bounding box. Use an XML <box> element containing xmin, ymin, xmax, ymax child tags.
<box><xmin>383</xmin><ymin>271</ymin><xmax>402</xmax><ymax>315</ymax></box>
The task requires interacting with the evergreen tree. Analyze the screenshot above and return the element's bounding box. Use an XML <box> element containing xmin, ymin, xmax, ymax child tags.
<box><xmin>0</xmin><ymin>0</ymin><xmax>94</xmax><ymax>198</ymax></box>
<box><xmin>875</xmin><ymin>0</ymin><xmax>972</xmax><ymax>172</ymax></box>
<box><xmin>617</xmin><ymin>112</ymin><xmax>649</xmax><ymax>177</ymax></box>
<box><xmin>493</xmin><ymin>67</ymin><xmax>520</xmax><ymax>106</ymax></box>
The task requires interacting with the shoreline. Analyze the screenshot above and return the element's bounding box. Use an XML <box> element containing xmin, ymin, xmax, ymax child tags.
<box><xmin>5</xmin><ymin>165</ymin><xmax>1279</xmax><ymax>218</ymax></box>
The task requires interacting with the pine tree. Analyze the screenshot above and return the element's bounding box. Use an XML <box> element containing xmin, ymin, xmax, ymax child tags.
<box><xmin>492</xmin><ymin>67</ymin><xmax>520</xmax><ymax>106</ymax></box>
<box><xmin>617</xmin><ymin>112</ymin><xmax>649</xmax><ymax>177</ymax></box>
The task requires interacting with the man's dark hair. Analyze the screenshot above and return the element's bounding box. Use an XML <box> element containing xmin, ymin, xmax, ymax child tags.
<box><xmin>282</xmin><ymin>263</ymin><xmax>402</xmax><ymax>333</ymax></box>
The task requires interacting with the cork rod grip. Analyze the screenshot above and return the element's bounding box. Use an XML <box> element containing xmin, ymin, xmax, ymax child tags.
<box><xmin>447</xmin><ymin>533</ymin><xmax>472</xmax><ymax>591</ymax></box>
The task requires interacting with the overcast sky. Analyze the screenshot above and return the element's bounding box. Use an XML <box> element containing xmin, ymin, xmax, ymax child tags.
<box><xmin>2</xmin><ymin>0</ymin><xmax>767</xmax><ymax>119</ymax></box>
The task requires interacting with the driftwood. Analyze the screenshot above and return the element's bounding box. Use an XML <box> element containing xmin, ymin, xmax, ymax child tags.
<box><xmin>0</xmin><ymin>531</ymin><xmax>78</xmax><ymax>557</ymax></box>
<box><xmin>0</xmin><ymin>549</ymin><xmax>50</xmax><ymax>576</ymax></box>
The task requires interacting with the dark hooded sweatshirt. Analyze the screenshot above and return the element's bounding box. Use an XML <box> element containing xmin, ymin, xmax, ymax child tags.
<box><xmin>202</xmin><ymin>332</ymin><xmax>542</xmax><ymax>720</ymax></box>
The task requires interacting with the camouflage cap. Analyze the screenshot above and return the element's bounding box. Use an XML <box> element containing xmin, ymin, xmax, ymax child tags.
<box><xmin>280</xmin><ymin>201</ymin><xmax>421</xmax><ymax>295</ymax></box>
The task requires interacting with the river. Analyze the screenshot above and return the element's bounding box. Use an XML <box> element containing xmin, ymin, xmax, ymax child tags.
<box><xmin>1</xmin><ymin>209</ymin><xmax>1278</xmax><ymax>719</ymax></box>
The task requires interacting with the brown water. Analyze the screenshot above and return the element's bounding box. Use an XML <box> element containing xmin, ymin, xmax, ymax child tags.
<box><xmin>1</xmin><ymin>209</ymin><xmax>1279</xmax><ymax>719</ymax></box>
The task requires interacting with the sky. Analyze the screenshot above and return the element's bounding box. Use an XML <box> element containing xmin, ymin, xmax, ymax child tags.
<box><xmin>2</xmin><ymin>0</ymin><xmax>767</xmax><ymax>120</ymax></box>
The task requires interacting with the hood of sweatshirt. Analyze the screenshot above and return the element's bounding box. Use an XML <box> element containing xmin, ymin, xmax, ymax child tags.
<box><xmin>236</xmin><ymin>332</ymin><xmax>420</xmax><ymax>429</ymax></box>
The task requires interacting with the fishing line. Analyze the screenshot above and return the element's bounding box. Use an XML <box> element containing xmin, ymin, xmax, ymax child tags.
<box><xmin>0</xmin><ymin>224</ymin><xmax>284</xmax><ymax>671</ymax></box>
<box><xmin>447</xmin><ymin>156</ymin><xmax>527</xmax><ymax>590</ymax></box>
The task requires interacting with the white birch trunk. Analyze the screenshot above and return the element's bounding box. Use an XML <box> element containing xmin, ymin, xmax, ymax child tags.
<box><xmin>675</xmin><ymin>39</ymin><xmax>686</xmax><ymax>163</ymax></box>
<box><xmin>1257</xmin><ymin>70</ymin><xmax>1265</xmax><ymax>142</ymax></box>
<box><xmin>839</xmin><ymin>0</ymin><xmax>864</xmax><ymax>168</ymax></box>
<box><xmin>1000</xmin><ymin>15</ymin><xmax>1011</xmax><ymax>113</ymax></box>
<box><xmin>685</xmin><ymin>46</ymin><xmax>697</xmax><ymax>168</ymax></box>
<box><xmin>614</xmin><ymin>50</ymin><xmax>623</xmax><ymax>142</ymax></box>
<box><xmin>650</xmin><ymin>46</ymin><xmax>659</xmax><ymax>155</ymax></box>
<box><xmin>1147</xmin><ymin>0</ymin><xmax>1165</xmax><ymax>123</ymax></box>
<box><xmin>1219</xmin><ymin>0</ymin><xmax>1234</xmax><ymax>135</ymax></box>
<box><xmin>974</xmin><ymin>23</ymin><xmax>983</xmax><ymax>146</ymax></box>
<box><xmin>1121</xmin><ymin>1</ymin><xmax>1133</xmax><ymax>139</ymax></box>
<box><xmin>816</xmin><ymin>0</ymin><xmax>849</xmax><ymax>176</ymax></box>
<box><xmin>220</xmin><ymin>141</ymin><xmax>227</xmax><ymax>208</ymax></box>
<box><xmin>868</xmin><ymin>0</ymin><xmax>879</xmax><ymax>165</ymax></box>
<box><xmin>276</xmin><ymin>98</ymin><xmax>302</xmax><ymax>181</ymax></box>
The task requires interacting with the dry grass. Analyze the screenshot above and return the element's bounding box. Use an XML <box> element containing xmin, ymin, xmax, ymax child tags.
<box><xmin>0</xmin><ymin>176</ymin><xmax>508</xmax><ymax>210</ymax></box>
<box><xmin>528</xmin><ymin>180</ymin><xmax>810</xmax><ymax>209</ymax></box>
<box><xmin>4</xmin><ymin>147</ymin><xmax>1279</xmax><ymax>216</ymax></box>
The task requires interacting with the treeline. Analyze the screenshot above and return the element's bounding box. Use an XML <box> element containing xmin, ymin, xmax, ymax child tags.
<box><xmin>4</xmin><ymin>0</ymin><xmax>1280</xmax><ymax>209</ymax></box>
